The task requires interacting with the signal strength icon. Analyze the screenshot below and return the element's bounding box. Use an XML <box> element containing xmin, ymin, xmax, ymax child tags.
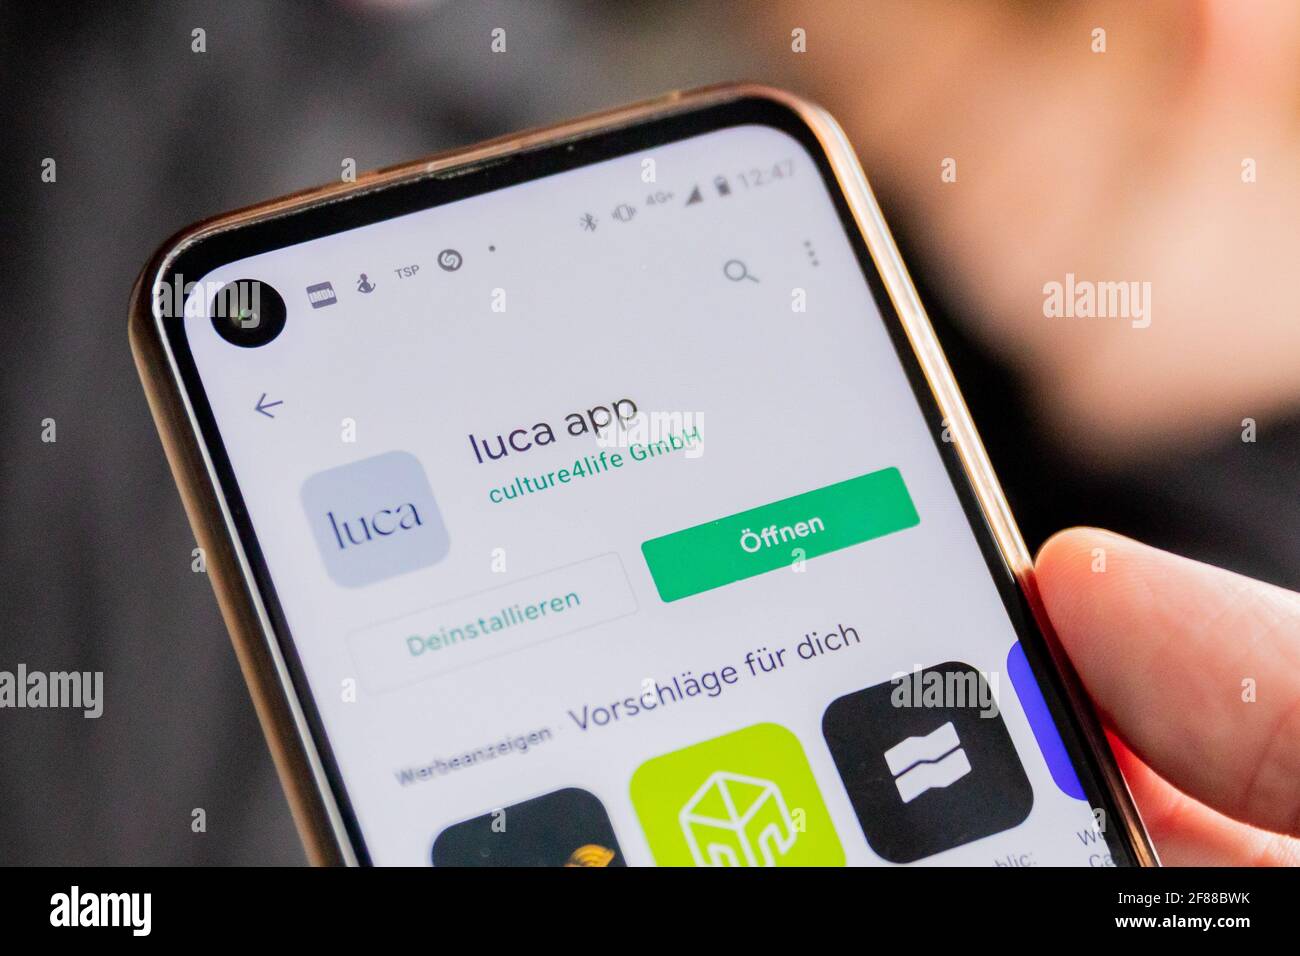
<box><xmin>685</xmin><ymin>185</ymin><xmax>703</xmax><ymax>206</ymax></box>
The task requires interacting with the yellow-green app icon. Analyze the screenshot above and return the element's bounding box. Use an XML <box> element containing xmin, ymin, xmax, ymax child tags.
<box><xmin>630</xmin><ymin>723</ymin><xmax>844</xmax><ymax>866</ymax></box>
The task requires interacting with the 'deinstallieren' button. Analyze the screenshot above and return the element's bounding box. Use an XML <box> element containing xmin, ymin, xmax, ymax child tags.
<box><xmin>640</xmin><ymin>467</ymin><xmax>919</xmax><ymax>603</ymax></box>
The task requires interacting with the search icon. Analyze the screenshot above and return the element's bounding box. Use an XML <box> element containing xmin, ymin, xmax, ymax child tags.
<box><xmin>723</xmin><ymin>259</ymin><xmax>759</xmax><ymax>283</ymax></box>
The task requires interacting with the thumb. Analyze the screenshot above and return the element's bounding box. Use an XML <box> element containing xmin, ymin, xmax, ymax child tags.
<box><xmin>1035</xmin><ymin>528</ymin><xmax>1300</xmax><ymax>837</ymax></box>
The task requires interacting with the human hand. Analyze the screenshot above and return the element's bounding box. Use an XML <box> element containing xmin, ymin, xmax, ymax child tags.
<box><xmin>1035</xmin><ymin>528</ymin><xmax>1300</xmax><ymax>865</ymax></box>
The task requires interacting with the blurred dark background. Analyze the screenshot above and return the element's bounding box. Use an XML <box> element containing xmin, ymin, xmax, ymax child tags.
<box><xmin>1</xmin><ymin>0</ymin><xmax>1296</xmax><ymax>864</ymax></box>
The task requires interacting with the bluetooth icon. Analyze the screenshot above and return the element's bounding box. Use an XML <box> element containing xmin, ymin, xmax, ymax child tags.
<box><xmin>579</xmin><ymin>213</ymin><xmax>598</xmax><ymax>232</ymax></box>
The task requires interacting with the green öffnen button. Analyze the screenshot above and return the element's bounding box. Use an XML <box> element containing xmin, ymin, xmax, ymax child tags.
<box><xmin>641</xmin><ymin>467</ymin><xmax>919</xmax><ymax>603</ymax></box>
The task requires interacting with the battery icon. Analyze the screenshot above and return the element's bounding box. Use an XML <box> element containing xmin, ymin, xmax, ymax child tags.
<box><xmin>714</xmin><ymin>175</ymin><xmax>731</xmax><ymax>197</ymax></box>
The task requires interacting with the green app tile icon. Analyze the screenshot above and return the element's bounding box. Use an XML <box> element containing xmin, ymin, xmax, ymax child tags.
<box><xmin>630</xmin><ymin>723</ymin><xmax>844</xmax><ymax>867</ymax></box>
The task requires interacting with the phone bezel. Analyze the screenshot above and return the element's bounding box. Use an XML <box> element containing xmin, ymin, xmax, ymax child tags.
<box><xmin>131</xmin><ymin>85</ymin><xmax>1156</xmax><ymax>867</ymax></box>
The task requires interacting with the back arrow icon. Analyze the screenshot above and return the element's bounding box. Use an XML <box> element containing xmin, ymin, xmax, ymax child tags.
<box><xmin>255</xmin><ymin>393</ymin><xmax>284</xmax><ymax>418</ymax></box>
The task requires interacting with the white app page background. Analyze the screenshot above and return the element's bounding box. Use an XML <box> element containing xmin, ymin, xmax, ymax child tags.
<box><xmin>184</xmin><ymin>124</ymin><xmax>1107</xmax><ymax>866</ymax></box>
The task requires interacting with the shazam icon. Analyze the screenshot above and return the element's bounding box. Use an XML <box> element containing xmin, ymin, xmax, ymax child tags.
<box><xmin>437</xmin><ymin>248</ymin><xmax>463</xmax><ymax>272</ymax></box>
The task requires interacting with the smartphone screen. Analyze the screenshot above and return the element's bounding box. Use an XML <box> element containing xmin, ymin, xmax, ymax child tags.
<box><xmin>168</xmin><ymin>102</ymin><xmax>1134</xmax><ymax>866</ymax></box>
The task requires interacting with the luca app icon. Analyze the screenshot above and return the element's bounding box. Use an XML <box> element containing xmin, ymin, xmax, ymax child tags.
<box><xmin>300</xmin><ymin>451</ymin><xmax>449</xmax><ymax>588</ymax></box>
<box><xmin>630</xmin><ymin>723</ymin><xmax>843</xmax><ymax>867</ymax></box>
<box><xmin>822</xmin><ymin>661</ymin><xmax>1033</xmax><ymax>863</ymax></box>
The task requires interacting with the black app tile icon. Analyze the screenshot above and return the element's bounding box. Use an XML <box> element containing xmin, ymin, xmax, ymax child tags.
<box><xmin>822</xmin><ymin>661</ymin><xmax>1033</xmax><ymax>863</ymax></box>
<box><xmin>431</xmin><ymin>787</ymin><xmax>625</xmax><ymax>867</ymax></box>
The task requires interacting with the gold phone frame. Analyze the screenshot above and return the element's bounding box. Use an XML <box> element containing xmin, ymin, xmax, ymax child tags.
<box><xmin>129</xmin><ymin>82</ymin><xmax>1157</xmax><ymax>867</ymax></box>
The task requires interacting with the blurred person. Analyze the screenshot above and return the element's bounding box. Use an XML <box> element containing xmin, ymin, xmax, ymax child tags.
<box><xmin>757</xmin><ymin>0</ymin><xmax>1300</xmax><ymax>585</ymax></box>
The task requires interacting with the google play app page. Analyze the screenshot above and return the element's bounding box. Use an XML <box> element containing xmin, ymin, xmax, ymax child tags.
<box><xmin>184</xmin><ymin>123</ymin><xmax>1117</xmax><ymax>866</ymax></box>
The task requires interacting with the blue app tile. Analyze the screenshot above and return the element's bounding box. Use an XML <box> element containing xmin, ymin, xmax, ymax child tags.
<box><xmin>1006</xmin><ymin>641</ymin><xmax>1086</xmax><ymax>800</ymax></box>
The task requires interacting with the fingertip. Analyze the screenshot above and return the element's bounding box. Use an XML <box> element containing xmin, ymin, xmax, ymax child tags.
<box><xmin>1033</xmin><ymin>527</ymin><xmax>1139</xmax><ymax>647</ymax></box>
<box><xmin>1035</xmin><ymin>526</ymin><xmax>1129</xmax><ymax>572</ymax></box>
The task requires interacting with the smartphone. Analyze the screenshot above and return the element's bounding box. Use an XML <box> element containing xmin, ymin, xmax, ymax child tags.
<box><xmin>130</xmin><ymin>84</ymin><xmax>1155</xmax><ymax>867</ymax></box>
